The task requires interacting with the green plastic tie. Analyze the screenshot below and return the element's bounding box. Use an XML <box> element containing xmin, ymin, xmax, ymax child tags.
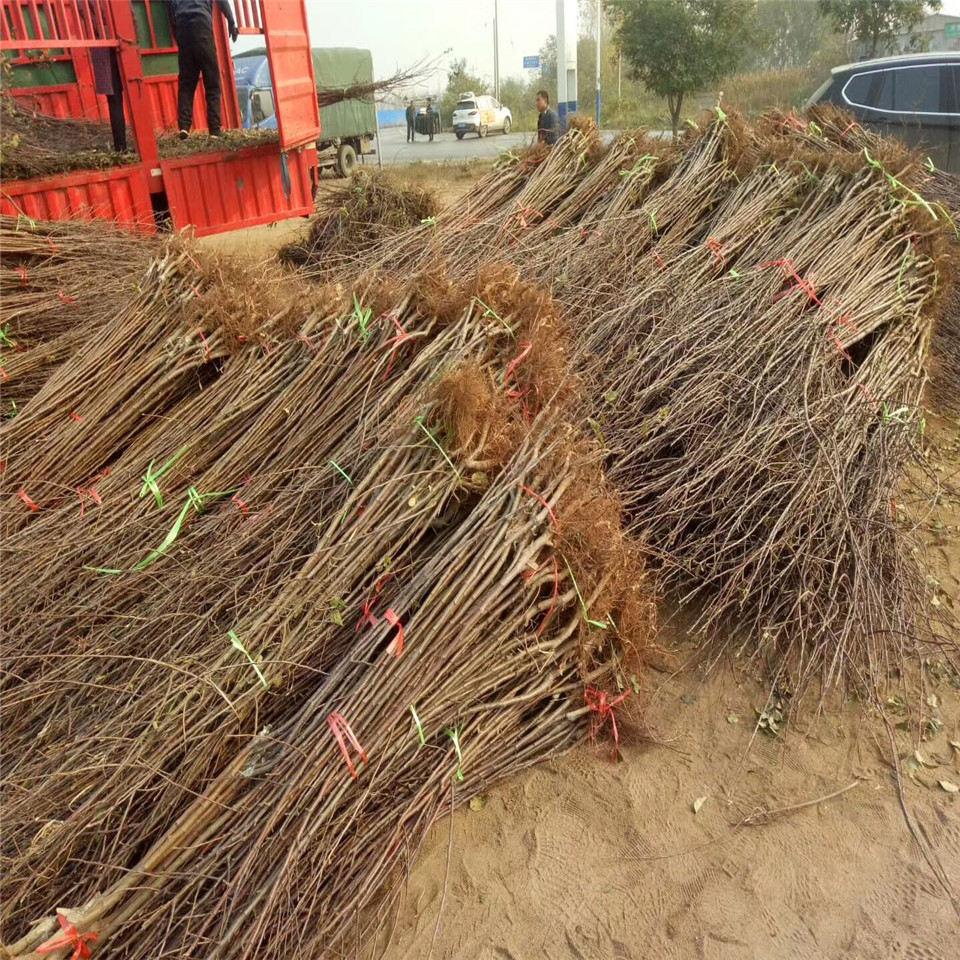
<box><xmin>330</xmin><ymin>459</ymin><xmax>354</xmax><ymax>486</ymax></box>
<box><xmin>410</xmin><ymin>704</ymin><xmax>426</xmax><ymax>745</ymax></box>
<box><xmin>472</xmin><ymin>296</ymin><xmax>514</xmax><ymax>337</ymax></box>
<box><xmin>228</xmin><ymin>629</ymin><xmax>269</xmax><ymax>689</ymax></box>
<box><xmin>414</xmin><ymin>415</ymin><xmax>461</xmax><ymax>483</ymax></box>
<box><xmin>351</xmin><ymin>292</ymin><xmax>374</xmax><ymax>342</ymax></box>
<box><xmin>563</xmin><ymin>557</ymin><xmax>608</xmax><ymax>630</ymax></box>
<box><xmin>444</xmin><ymin>725</ymin><xmax>465</xmax><ymax>781</ymax></box>
<box><xmin>139</xmin><ymin>447</ymin><xmax>186</xmax><ymax>509</ymax></box>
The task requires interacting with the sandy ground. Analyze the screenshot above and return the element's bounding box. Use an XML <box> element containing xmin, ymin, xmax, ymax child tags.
<box><xmin>203</xmin><ymin>174</ymin><xmax>960</xmax><ymax>960</ymax></box>
<box><xmin>376</xmin><ymin>419</ymin><xmax>960</xmax><ymax>960</ymax></box>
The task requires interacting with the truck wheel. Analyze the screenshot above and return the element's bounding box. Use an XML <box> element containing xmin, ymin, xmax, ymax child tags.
<box><xmin>456</xmin><ymin>131</ymin><xmax>464</xmax><ymax>140</ymax></box>
<box><xmin>479</xmin><ymin>124</ymin><xmax>488</xmax><ymax>138</ymax></box>
<box><xmin>502</xmin><ymin>117</ymin><xmax>511</xmax><ymax>134</ymax></box>
<box><xmin>336</xmin><ymin>143</ymin><xmax>358</xmax><ymax>177</ymax></box>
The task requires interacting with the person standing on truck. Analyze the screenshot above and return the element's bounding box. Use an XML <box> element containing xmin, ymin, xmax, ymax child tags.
<box><xmin>405</xmin><ymin>100</ymin><xmax>416</xmax><ymax>143</ymax></box>
<box><xmin>167</xmin><ymin>0</ymin><xmax>239</xmax><ymax>140</ymax></box>
<box><xmin>536</xmin><ymin>90</ymin><xmax>560</xmax><ymax>146</ymax></box>
<box><xmin>87</xmin><ymin>2</ymin><xmax>126</xmax><ymax>153</ymax></box>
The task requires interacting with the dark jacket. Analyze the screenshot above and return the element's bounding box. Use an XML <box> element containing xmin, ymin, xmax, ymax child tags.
<box><xmin>537</xmin><ymin>106</ymin><xmax>560</xmax><ymax>145</ymax></box>
<box><xmin>405</xmin><ymin>104</ymin><xmax>415</xmax><ymax>122</ymax></box>
<box><xmin>167</xmin><ymin>0</ymin><xmax>236</xmax><ymax>32</ymax></box>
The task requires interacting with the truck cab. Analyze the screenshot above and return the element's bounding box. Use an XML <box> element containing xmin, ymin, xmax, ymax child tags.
<box><xmin>233</xmin><ymin>47</ymin><xmax>377</xmax><ymax>177</ymax></box>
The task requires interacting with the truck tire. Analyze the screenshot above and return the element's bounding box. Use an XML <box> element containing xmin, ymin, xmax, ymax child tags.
<box><xmin>479</xmin><ymin>124</ymin><xmax>488</xmax><ymax>138</ymax></box>
<box><xmin>502</xmin><ymin>117</ymin><xmax>511</xmax><ymax>134</ymax></box>
<box><xmin>336</xmin><ymin>143</ymin><xmax>358</xmax><ymax>177</ymax></box>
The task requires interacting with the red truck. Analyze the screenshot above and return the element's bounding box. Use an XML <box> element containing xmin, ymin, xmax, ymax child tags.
<box><xmin>1</xmin><ymin>0</ymin><xmax>321</xmax><ymax>237</ymax></box>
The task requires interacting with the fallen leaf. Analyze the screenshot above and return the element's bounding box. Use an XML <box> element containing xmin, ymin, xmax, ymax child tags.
<box><xmin>681</xmin><ymin>694</ymin><xmax>696</xmax><ymax>706</ymax></box>
<box><xmin>469</xmin><ymin>796</ymin><xmax>485</xmax><ymax>811</ymax></box>
<box><xmin>926</xmin><ymin>694</ymin><xmax>939</xmax><ymax>709</ymax></box>
<box><xmin>950</xmin><ymin>740</ymin><xmax>960</xmax><ymax>752</ymax></box>
<box><xmin>727</xmin><ymin>714</ymin><xmax>740</xmax><ymax>724</ymax></box>
<box><xmin>693</xmin><ymin>796</ymin><xmax>707</xmax><ymax>814</ymax></box>
<box><xmin>939</xmin><ymin>780</ymin><xmax>959</xmax><ymax>794</ymax></box>
<box><xmin>914</xmin><ymin>750</ymin><xmax>937</xmax><ymax>768</ymax></box>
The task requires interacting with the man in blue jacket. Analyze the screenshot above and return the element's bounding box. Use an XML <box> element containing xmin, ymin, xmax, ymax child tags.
<box><xmin>167</xmin><ymin>0</ymin><xmax>239</xmax><ymax>139</ymax></box>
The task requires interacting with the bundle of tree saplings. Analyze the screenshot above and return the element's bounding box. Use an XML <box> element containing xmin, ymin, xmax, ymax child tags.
<box><xmin>285</xmin><ymin>108</ymin><xmax>954</xmax><ymax>695</ymax></box>
<box><xmin>1</xmin><ymin>241</ymin><xmax>655</xmax><ymax>959</ymax></box>
<box><xmin>0</xmin><ymin>215</ymin><xmax>157</xmax><ymax>411</ymax></box>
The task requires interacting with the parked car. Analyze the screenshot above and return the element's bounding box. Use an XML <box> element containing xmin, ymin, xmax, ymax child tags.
<box><xmin>453</xmin><ymin>92</ymin><xmax>513</xmax><ymax>139</ymax></box>
<box><xmin>806</xmin><ymin>52</ymin><xmax>960</xmax><ymax>172</ymax></box>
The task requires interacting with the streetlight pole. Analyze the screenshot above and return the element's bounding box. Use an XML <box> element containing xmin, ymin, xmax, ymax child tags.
<box><xmin>493</xmin><ymin>0</ymin><xmax>500</xmax><ymax>102</ymax></box>
<box><xmin>595</xmin><ymin>0</ymin><xmax>601</xmax><ymax>125</ymax></box>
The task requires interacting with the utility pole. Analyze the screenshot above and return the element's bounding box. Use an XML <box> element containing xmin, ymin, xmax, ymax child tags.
<box><xmin>555</xmin><ymin>0</ymin><xmax>578</xmax><ymax>127</ymax></box>
<box><xmin>493</xmin><ymin>0</ymin><xmax>500</xmax><ymax>101</ymax></box>
<box><xmin>595</xmin><ymin>0</ymin><xmax>601</xmax><ymax>126</ymax></box>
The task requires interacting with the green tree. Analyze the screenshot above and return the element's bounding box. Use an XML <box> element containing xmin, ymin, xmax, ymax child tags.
<box><xmin>817</xmin><ymin>0</ymin><xmax>941</xmax><ymax>58</ymax></box>
<box><xmin>753</xmin><ymin>0</ymin><xmax>835</xmax><ymax>70</ymax></box>
<box><xmin>605</xmin><ymin>0</ymin><xmax>755</xmax><ymax>135</ymax></box>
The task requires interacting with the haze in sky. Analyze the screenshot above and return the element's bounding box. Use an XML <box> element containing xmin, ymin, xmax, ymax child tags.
<box><xmin>248</xmin><ymin>0</ymin><xmax>960</xmax><ymax>98</ymax></box>
<box><xmin>296</xmin><ymin>0</ymin><xmax>557</xmax><ymax>94</ymax></box>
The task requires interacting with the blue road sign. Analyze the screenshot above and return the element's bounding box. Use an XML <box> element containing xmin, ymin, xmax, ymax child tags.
<box><xmin>523</xmin><ymin>55</ymin><xmax>541</xmax><ymax>70</ymax></box>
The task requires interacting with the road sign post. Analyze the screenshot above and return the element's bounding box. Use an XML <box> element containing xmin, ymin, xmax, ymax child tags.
<box><xmin>523</xmin><ymin>55</ymin><xmax>541</xmax><ymax>70</ymax></box>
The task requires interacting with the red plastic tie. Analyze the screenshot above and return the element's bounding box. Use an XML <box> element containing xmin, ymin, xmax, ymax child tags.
<box><xmin>14</xmin><ymin>265</ymin><xmax>28</xmax><ymax>286</ymax></box>
<box><xmin>380</xmin><ymin>313</ymin><xmax>409</xmax><ymax>381</ymax></box>
<box><xmin>37</xmin><ymin>912</ymin><xmax>98</xmax><ymax>960</ymax></box>
<box><xmin>651</xmin><ymin>249</ymin><xmax>665</xmax><ymax>270</ymax></box>
<box><xmin>69</xmin><ymin>410</ymin><xmax>83</xmax><ymax>423</ymax></box>
<box><xmin>522</xmin><ymin>555</ymin><xmax>560</xmax><ymax>639</ymax></box>
<box><xmin>780</xmin><ymin>111</ymin><xmax>807</xmax><ymax>133</ymax></box>
<box><xmin>827</xmin><ymin>313</ymin><xmax>859</xmax><ymax>363</ymax></box>
<box><xmin>840</xmin><ymin>121</ymin><xmax>860</xmax><ymax>139</ymax></box>
<box><xmin>0</xmin><ymin>460</ymin><xmax>6</xmax><ymax>475</ymax></box>
<box><xmin>356</xmin><ymin>597</ymin><xmax>379</xmax><ymax>632</ymax></box>
<box><xmin>585</xmin><ymin>686</ymin><xmax>630</xmax><ymax>761</ymax></box>
<box><xmin>518</xmin><ymin>483</ymin><xmax>560</xmax><ymax>532</ymax></box>
<box><xmin>759</xmin><ymin>258</ymin><xmax>822</xmax><ymax>307</ymax></box>
<box><xmin>193</xmin><ymin>326</ymin><xmax>212</xmax><ymax>361</ymax></box>
<box><xmin>231</xmin><ymin>493</ymin><xmax>250</xmax><ymax>517</ymax></box>
<box><xmin>384</xmin><ymin>609</ymin><xmax>404</xmax><ymax>657</ymax></box>
<box><xmin>327</xmin><ymin>710</ymin><xmax>368</xmax><ymax>779</ymax></box>
<box><xmin>504</xmin><ymin>341</ymin><xmax>533</xmax><ymax>399</ymax></box>
<box><xmin>857</xmin><ymin>381</ymin><xmax>880</xmax><ymax>412</ymax></box>
<box><xmin>57</xmin><ymin>291</ymin><xmax>77</xmax><ymax>305</ymax></box>
<box><xmin>45</xmin><ymin>237</ymin><xmax>59</xmax><ymax>255</ymax></box>
<box><xmin>18</xmin><ymin>488</ymin><xmax>39</xmax><ymax>512</ymax></box>
<box><xmin>0</xmin><ymin>366</ymin><xmax>8</xmax><ymax>383</ymax></box>
<box><xmin>76</xmin><ymin>484</ymin><xmax>102</xmax><ymax>519</ymax></box>
<box><xmin>706</xmin><ymin>237</ymin><xmax>726</xmax><ymax>268</ymax></box>
<box><xmin>297</xmin><ymin>333</ymin><xmax>316</xmax><ymax>350</ymax></box>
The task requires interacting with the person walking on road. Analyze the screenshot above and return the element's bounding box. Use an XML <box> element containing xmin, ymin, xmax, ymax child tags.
<box><xmin>426</xmin><ymin>97</ymin><xmax>436</xmax><ymax>142</ymax></box>
<box><xmin>405</xmin><ymin>100</ymin><xmax>416</xmax><ymax>143</ymax></box>
<box><xmin>536</xmin><ymin>90</ymin><xmax>560</xmax><ymax>145</ymax></box>
<box><xmin>167</xmin><ymin>0</ymin><xmax>239</xmax><ymax>140</ymax></box>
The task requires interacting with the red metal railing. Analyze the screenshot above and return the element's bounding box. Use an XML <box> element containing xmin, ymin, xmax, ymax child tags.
<box><xmin>1</xmin><ymin>0</ymin><xmax>116</xmax><ymax>48</ymax></box>
<box><xmin>233</xmin><ymin>0</ymin><xmax>263</xmax><ymax>35</ymax></box>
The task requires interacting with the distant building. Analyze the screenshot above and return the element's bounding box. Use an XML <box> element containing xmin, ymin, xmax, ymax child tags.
<box><xmin>892</xmin><ymin>12</ymin><xmax>960</xmax><ymax>54</ymax></box>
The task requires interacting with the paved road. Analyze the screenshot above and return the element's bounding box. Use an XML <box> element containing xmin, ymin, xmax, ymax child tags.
<box><xmin>371</xmin><ymin>124</ymin><xmax>670</xmax><ymax>166</ymax></box>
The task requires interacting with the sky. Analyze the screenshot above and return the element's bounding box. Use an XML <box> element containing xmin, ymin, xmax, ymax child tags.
<box><xmin>266</xmin><ymin>0</ymin><xmax>558</xmax><ymax>95</ymax></box>
<box><xmin>240</xmin><ymin>1</ymin><xmax>960</xmax><ymax>98</ymax></box>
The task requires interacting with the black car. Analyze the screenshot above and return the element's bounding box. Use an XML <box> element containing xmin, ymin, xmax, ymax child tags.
<box><xmin>807</xmin><ymin>53</ymin><xmax>960</xmax><ymax>172</ymax></box>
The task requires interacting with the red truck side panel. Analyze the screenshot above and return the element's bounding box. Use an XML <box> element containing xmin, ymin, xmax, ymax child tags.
<box><xmin>161</xmin><ymin>143</ymin><xmax>317</xmax><ymax>237</ymax></box>
<box><xmin>0</xmin><ymin>164</ymin><xmax>156</xmax><ymax>232</ymax></box>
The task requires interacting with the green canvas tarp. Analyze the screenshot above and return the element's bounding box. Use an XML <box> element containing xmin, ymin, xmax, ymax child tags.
<box><xmin>240</xmin><ymin>46</ymin><xmax>376</xmax><ymax>141</ymax></box>
<box><xmin>312</xmin><ymin>47</ymin><xmax>377</xmax><ymax>141</ymax></box>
